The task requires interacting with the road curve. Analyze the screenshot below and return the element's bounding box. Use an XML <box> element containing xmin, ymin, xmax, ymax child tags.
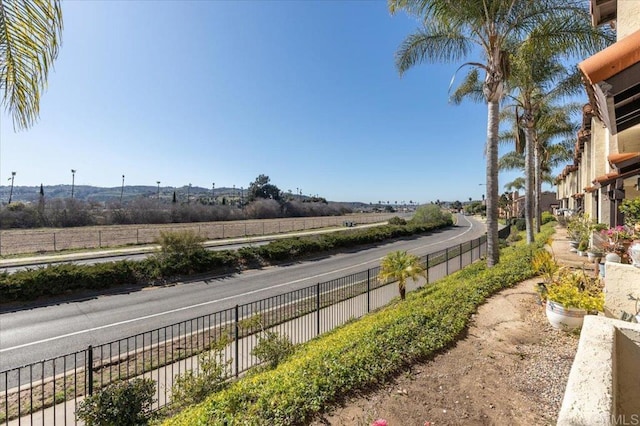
<box><xmin>0</xmin><ymin>214</ymin><xmax>486</xmax><ymax>371</ymax></box>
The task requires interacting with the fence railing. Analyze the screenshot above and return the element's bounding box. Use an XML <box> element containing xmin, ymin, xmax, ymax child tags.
<box><xmin>1</xmin><ymin>227</ymin><xmax>508</xmax><ymax>425</ymax></box>
<box><xmin>0</xmin><ymin>213</ymin><xmax>395</xmax><ymax>256</ymax></box>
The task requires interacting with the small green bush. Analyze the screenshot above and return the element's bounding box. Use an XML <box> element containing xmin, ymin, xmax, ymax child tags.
<box><xmin>387</xmin><ymin>216</ymin><xmax>407</xmax><ymax>226</ymax></box>
<box><xmin>171</xmin><ymin>339</ymin><xmax>232</xmax><ymax>410</ymax></box>
<box><xmin>514</xmin><ymin>218</ymin><xmax>526</xmax><ymax>231</ymax></box>
<box><xmin>251</xmin><ymin>330</ymin><xmax>296</xmax><ymax>370</ymax></box>
<box><xmin>541</xmin><ymin>211</ymin><xmax>555</xmax><ymax>225</ymax></box>
<box><xmin>76</xmin><ymin>378</ymin><xmax>155</xmax><ymax>426</ymax></box>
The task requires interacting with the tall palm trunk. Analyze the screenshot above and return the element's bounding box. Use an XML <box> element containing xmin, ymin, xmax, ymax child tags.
<box><xmin>486</xmin><ymin>99</ymin><xmax>500</xmax><ymax>266</ymax></box>
<box><xmin>534</xmin><ymin>143</ymin><xmax>542</xmax><ymax>234</ymax></box>
<box><xmin>523</xmin><ymin>125</ymin><xmax>535</xmax><ymax>244</ymax></box>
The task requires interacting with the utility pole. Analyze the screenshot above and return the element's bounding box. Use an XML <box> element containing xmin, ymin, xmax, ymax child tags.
<box><xmin>8</xmin><ymin>172</ymin><xmax>16</xmax><ymax>204</ymax></box>
<box><xmin>71</xmin><ymin>169</ymin><xmax>77</xmax><ymax>199</ymax></box>
<box><xmin>120</xmin><ymin>174</ymin><xmax>125</xmax><ymax>205</ymax></box>
<box><xmin>212</xmin><ymin>182</ymin><xmax>215</xmax><ymax>204</ymax></box>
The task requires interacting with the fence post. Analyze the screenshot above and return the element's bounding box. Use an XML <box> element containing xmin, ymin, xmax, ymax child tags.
<box><xmin>426</xmin><ymin>253</ymin><xmax>430</xmax><ymax>284</ymax></box>
<box><xmin>136</xmin><ymin>229</ymin><xmax>139</xmax><ymax>244</ymax></box>
<box><xmin>367</xmin><ymin>269</ymin><xmax>371</xmax><ymax>313</ymax></box>
<box><xmin>98</xmin><ymin>230</ymin><xmax>102</xmax><ymax>248</ymax></box>
<box><xmin>87</xmin><ymin>345</ymin><xmax>94</xmax><ymax>395</ymax></box>
<box><xmin>445</xmin><ymin>248</ymin><xmax>449</xmax><ymax>276</ymax></box>
<box><xmin>234</xmin><ymin>305</ymin><xmax>239</xmax><ymax>378</ymax></box>
<box><xmin>53</xmin><ymin>233</ymin><xmax>56</xmax><ymax>252</ymax></box>
<box><xmin>316</xmin><ymin>283</ymin><xmax>321</xmax><ymax>336</ymax></box>
<box><xmin>460</xmin><ymin>243</ymin><xmax>463</xmax><ymax>269</ymax></box>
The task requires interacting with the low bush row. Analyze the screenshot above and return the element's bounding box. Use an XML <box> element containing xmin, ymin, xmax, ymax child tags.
<box><xmin>163</xmin><ymin>224</ymin><xmax>553</xmax><ymax>425</ymax></box>
<box><xmin>0</xmin><ymin>218</ymin><xmax>452</xmax><ymax>302</ymax></box>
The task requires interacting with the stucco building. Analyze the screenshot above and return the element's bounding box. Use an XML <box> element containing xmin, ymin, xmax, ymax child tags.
<box><xmin>556</xmin><ymin>0</ymin><xmax>640</xmax><ymax>226</ymax></box>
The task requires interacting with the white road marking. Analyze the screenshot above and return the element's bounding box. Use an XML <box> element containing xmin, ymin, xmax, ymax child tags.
<box><xmin>1</xmin><ymin>215</ymin><xmax>477</xmax><ymax>353</ymax></box>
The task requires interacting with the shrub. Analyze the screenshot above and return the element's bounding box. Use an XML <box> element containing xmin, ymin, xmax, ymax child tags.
<box><xmin>541</xmin><ymin>211</ymin><xmax>555</xmax><ymax>225</ymax></box>
<box><xmin>387</xmin><ymin>216</ymin><xmax>407</xmax><ymax>226</ymax></box>
<box><xmin>514</xmin><ymin>218</ymin><xmax>526</xmax><ymax>231</ymax></box>
<box><xmin>410</xmin><ymin>205</ymin><xmax>452</xmax><ymax>226</ymax></box>
<box><xmin>242</xmin><ymin>315</ymin><xmax>296</xmax><ymax>370</ymax></box>
<box><xmin>76</xmin><ymin>378</ymin><xmax>155</xmax><ymax>426</ymax></box>
<box><xmin>251</xmin><ymin>330</ymin><xmax>296</xmax><ymax>370</ymax></box>
<box><xmin>171</xmin><ymin>338</ymin><xmax>232</xmax><ymax>410</ymax></box>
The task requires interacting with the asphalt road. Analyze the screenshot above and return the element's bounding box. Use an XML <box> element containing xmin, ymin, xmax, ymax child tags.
<box><xmin>0</xmin><ymin>214</ymin><xmax>485</xmax><ymax>373</ymax></box>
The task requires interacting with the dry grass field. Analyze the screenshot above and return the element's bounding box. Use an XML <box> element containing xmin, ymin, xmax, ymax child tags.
<box><xmin>0</xmin><ymin>214</ymin><xmax>394</xmax><ymax>256</ymax></box>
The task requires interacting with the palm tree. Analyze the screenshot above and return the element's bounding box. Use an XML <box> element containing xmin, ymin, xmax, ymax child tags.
<box><xmin>500</xmin><ymin>103</ymin><xmax>579</xmax><ymax>235</ymax></box>
<box><xmin>389</xmin><ymin>0</ymin><xmax>611</xmax><ymax>265</ymax></box>
<box><xmin>0</xmin><ymin>0</ymin><xmax>63</xmax><ymax>130</ymax></box>
<box><xmin>379</xmin><ymin>250</ymin><xmax>426</xmax><ymax>300</ymax></box>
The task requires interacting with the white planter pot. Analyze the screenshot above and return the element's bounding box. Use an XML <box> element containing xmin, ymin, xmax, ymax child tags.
<box><xmin>629</xmin><ymin>242</ymin><xmax>640</xmax><ymax>268</ymax></box>
<box><xmin>587</xmin><ymin>252</ymin><xmax>601</xmax><ymax>263</ymax></box>
<box><xmin>605</xmin><ymin>252</ymin><xmax>621</xmax><ymax>263</ymax></box>
<box><xmin>545</xmin><ymin>300</ymin><xmax>587</xmax><ymax>331</ymax></box>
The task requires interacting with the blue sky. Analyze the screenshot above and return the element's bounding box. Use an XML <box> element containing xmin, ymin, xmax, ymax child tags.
<box><xmin>0</xmin><ymin>0</ymin><xmax>555</xmax><ymax>204</ymax></box>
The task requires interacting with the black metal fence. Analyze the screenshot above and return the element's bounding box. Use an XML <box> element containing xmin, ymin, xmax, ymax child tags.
<box><xmin>1</xmin><ymin>228</ymin><xmax>507</xmax><ymax>425</ymax></box>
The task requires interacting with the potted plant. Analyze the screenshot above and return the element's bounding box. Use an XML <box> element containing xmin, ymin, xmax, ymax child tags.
<box><xmin>532</xmin><ymin>249</ymin><xmax>559</xmax><ymax>305</ymax></box>
<box><xmin>544</xmin><ymin>268</ymin><xmax>604</xmax><ymax>331</ymax></box>
<box><xmin>577</xmin><ymin>239</ymin><xmax>588</xmax><ymax>256</ymax></box>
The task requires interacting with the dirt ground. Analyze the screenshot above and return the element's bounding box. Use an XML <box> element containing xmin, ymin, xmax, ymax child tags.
<box><xmin>309</xmin><ymin>277</ymin><xmax>580</xmax><ymax>426</ymax></box>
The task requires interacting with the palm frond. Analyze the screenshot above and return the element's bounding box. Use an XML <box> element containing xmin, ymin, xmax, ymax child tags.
<box><xmin>449</xmin><ymin>68</ymin><xmax>485</xmax><ymax>104</ymax></box>
<box><xmin>0</xmin><ymin>0</ymin><xmax>63</xmax><ymax>130</ymax></box>
<box><xmin>504</xmin><ymin>177</ymin><xmax>525</xmax><ymax>192</ymax></box>
<box><xmin>499</xmin><ymin>151</ymin><xmax>524</xmax><ymax>171</ymax></box>
<box><xmin>395</xmin><ymin>21</ymin><xmax>473</xmax><ymax>75</ymax></box>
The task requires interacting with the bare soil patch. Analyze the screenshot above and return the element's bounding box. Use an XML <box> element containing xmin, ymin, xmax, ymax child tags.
<box><xmin>310</xmin><ymin>278</ymin><xmax>579</xmax><ymax>426</ymax></box>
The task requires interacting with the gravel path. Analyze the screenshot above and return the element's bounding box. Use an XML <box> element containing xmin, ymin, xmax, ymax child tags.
<box><xmin>310</xmin><ymin>277</ymin><xmax>580</xmax><ymax>425</ymax></box>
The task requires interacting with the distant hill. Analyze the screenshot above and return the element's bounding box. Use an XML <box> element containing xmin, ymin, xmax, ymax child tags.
<box><xmin>0</xmin><ymin>184</ymin><xmax>246</xmax><ymax>204</ymax></box>
<box><xmin>0</xmin><ymin>185</ymin><xmax>380</xmax><ymax>210</ymax></box>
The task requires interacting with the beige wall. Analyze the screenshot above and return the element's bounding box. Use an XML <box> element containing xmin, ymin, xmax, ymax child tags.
<box><xmin>617</xmin><ymin>0</ymin><xmax>640</xmax><ymax>39</ymax></box>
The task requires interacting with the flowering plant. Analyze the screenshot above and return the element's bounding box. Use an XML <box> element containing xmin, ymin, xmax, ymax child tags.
<box><xmin>601</xmin><ymin>225</ymin><xmax>635</xmax><ymax>242</ymax></box>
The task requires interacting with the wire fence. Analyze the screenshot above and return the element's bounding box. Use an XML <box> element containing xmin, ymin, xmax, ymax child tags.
<box><xmin>0</xmin><ymin>214</ymin><xmax>395</xmax><ymax>256</ymax></box>
<box><xmin>1</xmin><ymin>227</ymin><xmax>507</xmax><ymax>425</ymax></box>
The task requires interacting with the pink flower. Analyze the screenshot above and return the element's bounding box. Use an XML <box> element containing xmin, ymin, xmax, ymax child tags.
<box><xmin>371</xmin><ymin>420</ymin><xmax>388</xmax><ymax>426</ymax></box>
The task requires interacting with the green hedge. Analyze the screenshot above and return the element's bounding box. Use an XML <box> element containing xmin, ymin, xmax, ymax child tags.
<box><xmin>0</xmin><ymin>219</ymin><xmax>453</xmax><ymax>302</ymax></box>
<box><xmin>163</xmin><ymin>225</ymin><xmax>553</xmax><ymax>426</ymax></box>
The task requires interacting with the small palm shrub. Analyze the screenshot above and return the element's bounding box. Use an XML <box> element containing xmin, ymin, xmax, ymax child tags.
<box><xmin>378</xmin><ymin>250</ymin><xmax>426</xmax><ymax>300</ymax></box>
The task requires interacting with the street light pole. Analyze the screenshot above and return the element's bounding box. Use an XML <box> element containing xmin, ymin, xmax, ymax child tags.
<box><xmin>71</xmin><ymin>169</ymin><xmax>76</xmax><ymax>199</ymax></box>
<box><xmin>8</xmin><ymin>172</ymin><xmax>16</xmax><ymax>204</ymax></box>
<box><xmin>120</xmin><ymin>174</ymin><xmax>125</xmax><ymax>205</ymax></box>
